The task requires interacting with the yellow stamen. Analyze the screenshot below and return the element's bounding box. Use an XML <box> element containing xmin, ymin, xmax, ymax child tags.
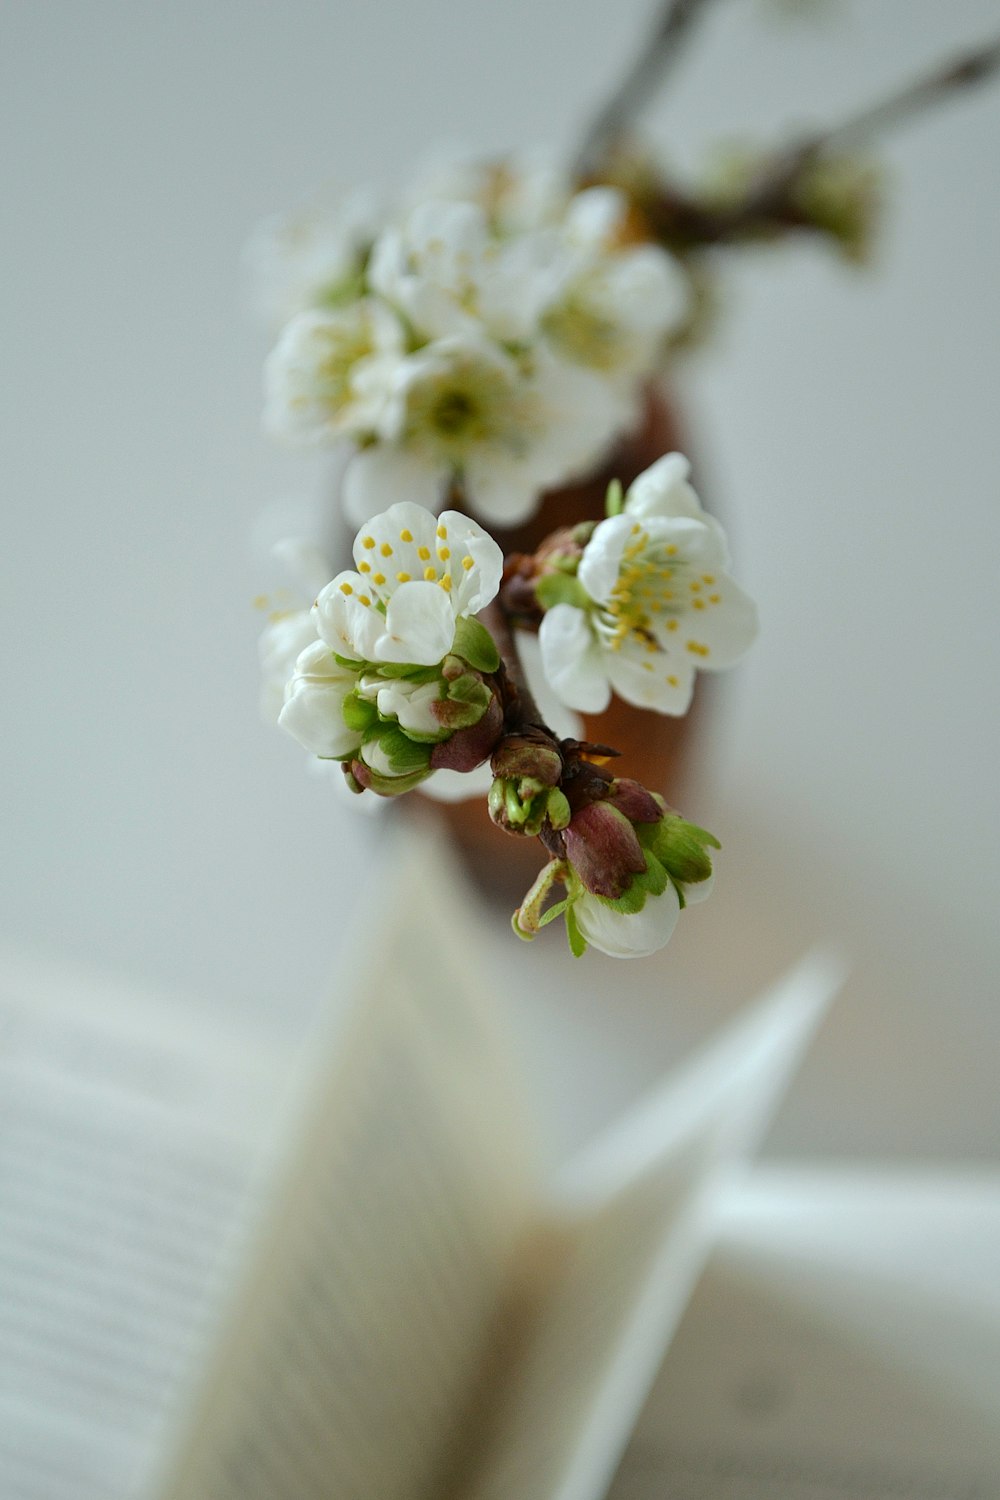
<box><xmin>339</xmin><ymin>582</ymin><xmax>353</xmax><ymax>595</ymax></box>
<box><xmin>396</xmin><ymin>571</ymin><xmax>411</xmax><ymax>583</ymax></box>
<box><xmin>358</xmin><ymin>561</ymin><xmax>371</xmax><ymax>574</ymax></box>
<box><xmin>399</xmin><ymin>529</ymin><xmax>413</xmax><ymax>543</ymax></box>
<box><xmin>424</xmin><ymin>566</ymin><xmax>437</xmax><ymax>581</ymax></box>
<box><xmin>437</xmin><ymin>546</ymin><xmax>450</xmax><ymax>560</ymax></box>
<box><xmin>373</xmin><ymin>572</ymin><xmax>386</xmax><ymax>586</ymax></box>
<box><xmin>439</xmin><ymin>575</ymin><xmax>452</xmax><ymax>592</ymax></box>
<box><xmin>380</xmin><ymin>542</ymin><xmax>393</xmax><ymax>558</ymax></box>
<box><xmin>362</xmin><ymin>536</ymin><xmax>375</xmax><ymax>550</ymax></box>
<box><xmin>462</xmin><ymin>555</ymin><xmax>474</xmax><ymax>571</ymax></box>
<box><xmin>418</xmin><ymin>546</ymin><xmax>431</xmax><ymax>560</ymax></box>
<box><xmin>436</xmin><ymin>524</ymin><xmax>448</xmax><ymax>539</ymax></box>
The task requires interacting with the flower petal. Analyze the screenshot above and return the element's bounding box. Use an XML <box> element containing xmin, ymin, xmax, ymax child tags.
<box><xmin>605</xmin><ymin>649</ymin><xmax>696</xmax><ymax>715</ymax></box>
<box><xmin>624</xmin><ymin>453</ymin><xmax>702</xmax><ymax>521</ymax></box>
<box><xmin>538</xmin><ymin>604</ymin><xmax>611</xmax><ymax>714</ymax></box>
<box><xmin>577</xmin><ymin>514</ymin><xmax>633</xmax><ymax>604</ymax></box>
<box><xmin>574</xmin><ymin>881</ymin><xmax>681</xmax><ymax>958</ymax></box>
<box><xmin>375</xmin><ymin>580</ymin><xmax>456</xmax><ymax>664</ymax></box>
<box><xmin>676</xmin><ymin>574</ymin><xmax>759</xmax><ymax>671</ymax></box>
<box><xmin>343</xmin><ymin>445</ymin><xmax>446</xmax><ymax>527</ymax></box>
<box><xmin>313</xmin><ymin>572</ymin><xmax>384</xmax><ymax>661</ymax></box>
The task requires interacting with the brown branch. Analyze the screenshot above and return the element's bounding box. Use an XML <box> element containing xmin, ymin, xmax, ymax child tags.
<box><xmin>573</xmin><ymin>0</ymin><xmax>718</xmax><ymax>179</ymax></box>
<box><xmin>644</xmin><ymin>34</ymin><xmax>1000</xmax><ymax>250</ymax></box>
<box><xmin>480</xmin><ymin>598</ymin><xmax>545</xmax><ymax>729</ymax></box>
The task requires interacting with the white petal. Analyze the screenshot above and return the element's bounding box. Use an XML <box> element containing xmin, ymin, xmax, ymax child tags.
<box><xmin>574</xmin><ymin>882</ymin><xmax>681</xmax><ymax>958</ymax></box>
<box><xmin>680</xmin><ymin>869</ymin><xmax>715</xmax><ymax>907</ymax></box>
<box><xmin>677</xmin><ymin>574</ymin><xmax>759</xmax><ymax>671</ymax></box>
<box><xmin>435</xmin><ymin>508</ymin><xmax>504</xmax><ymax>612</ymax></box>
<box><xmin>538</xmin><ymin>604</ymin><xmax>611</xmax><ymax>714</ymax></box>
<box><xmin>605</xmin><ymin>648</ymin><xmax>695</xmax><ymax>715</ymax></box>
<box><xmin>565</xmin><ymin>187</ymin><xmax>628</xmax><ymax>247</ymax></box>
<box><xmin>278</xmin><ymin>656</ymin><xmax>359</xmax><ymax>759</ymax></box>
<box><xmin>463</xmin><ymin>453</ymin><xmax>544</xmax><ymax>527</ymax></box>
<box><xmin>577</xmin><ymin>515</ymin><xmax>633</xmax><ymax>604</ymax></box>
<box><xmin>343</xmin><ymin>446</ymin><xmax>446</xmax><ymax>527</ymax></box>
<box><xmin>375</xmin><ymin>678</ymin><xmax>443</xmax><ymax>735</ymax></box>
<box><xmin>624</xmin><ymin>453</ymin><xmax>703</xmax><ymax>520</ymax></box>
<box><xmin>375</xmin><ymin>580</ymin><xmax>456</xmax><ymax>664</ymax></box>
<box><xmin>313</xmin><ymin>572</ymin><xmax>384</xmax><ymax>661</ymax></box>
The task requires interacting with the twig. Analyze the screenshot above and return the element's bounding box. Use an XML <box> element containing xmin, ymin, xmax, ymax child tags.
<box><xmin>480</xmin><ymin>599</ymin><xmax>545</xmax><ymax>729</ymax></box>
<box><xmin>644</xmin><ymin>33</ymin><xmax>1000</xmax><ymax>249</ymax></box>
<box><xmin>573</xmin><ymin>0</ymin><xmax>717</xmax><ymax>178</ymax></box>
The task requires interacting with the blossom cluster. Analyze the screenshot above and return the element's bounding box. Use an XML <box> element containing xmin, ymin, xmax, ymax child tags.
<box><xmin>252</xmin><ymin>153</ymin><xmax>690</xmax><ymax>527</ymax></box>
<box><xmin>274</xmin><ymin>503</ymin><xmax>505</xmax><ymax>796</ymax></box>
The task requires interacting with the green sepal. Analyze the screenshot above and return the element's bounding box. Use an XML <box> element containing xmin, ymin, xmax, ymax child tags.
<box><xmin>545</xmin><ymin>788</ymin><xmax>571</xmax><ymax>831</ymax></box>
<box><xmin>363</xmin><ymin>725</ymin><xmax>433</xmax><ymax>776</ymax></box>
<box><xmin>605</xmin><ymin>477</ymin><xmax>624</xmax><ymax>517</ymax></box>
<box><xmin>537</xmin><ymin>896</ymin><xmax>569</xmax><ymax>929</ymax></box>
<box><xmin>648</xmin><ymin>814</ymin><xmax>720</xmax><ymax>886</ymax></box>
<box><xmin>361</xmin><ymin>765</ymin><xmax>432</xmax><ymax>797</ymax></box>
<box><xmin>451</xmin><ymin>615</ymin><xmax>500</xmax><ymax>674</ymax></box>
<box><xmin>535</xmin><ymin>572</ymin><xmax>589</xmax><ymax>613</ymax></box>
<box><xmin>341</xmin><ymin>693</ymin><xmax>378</xmax><ymax>734</ymax></box>
<box><xmin>565</xmin><ymin>904</ymin><xmax>588</xmax><ymax>958</ymax></box>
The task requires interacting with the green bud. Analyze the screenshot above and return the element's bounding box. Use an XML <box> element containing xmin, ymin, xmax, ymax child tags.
<box><xmin>535</xmin><ymin>571</ymin><xmax>589</xmax><ymax>613</ymax></box>
<box><xmin>451</xmin><ymin>615</ymin><xmax>500</xmax><ymax>674</ymax></box>
<box><xmin>644</xmin><ymin>814</ymin><xmax>720</xmax><ymax>887</ymax></box>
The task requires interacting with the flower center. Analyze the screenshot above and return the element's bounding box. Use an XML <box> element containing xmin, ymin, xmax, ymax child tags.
<box><xmin>596</xmin><ymin>529</ymin><xmax>684</xmax><ymax>652</ymax></box>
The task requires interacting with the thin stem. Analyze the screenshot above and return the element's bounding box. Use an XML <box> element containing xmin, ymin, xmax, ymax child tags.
<box><xmin>573</xmin><ymin>0</ymin><xmax>717</xmax><ymax>177</ymax></box>
<box><xmin>649</xmin><ymin>33</ymin><xmax>1000</xmax><ymax>248</ymax></box>
<box><xmin>481</xmin><ymin>599</ymin><xmax>545</xmax><ymax>728</ymax></box>
<box><xmin>818</xmin><ymin>36</ymin><xmax>1000</xmax><ymax>156</ymax></box>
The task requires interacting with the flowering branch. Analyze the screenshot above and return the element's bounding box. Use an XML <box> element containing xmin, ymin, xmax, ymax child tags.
<box><xmin>608</xmin><ymin>35</ymin><xmax>1000</xmax><ymax>254</ymax></box>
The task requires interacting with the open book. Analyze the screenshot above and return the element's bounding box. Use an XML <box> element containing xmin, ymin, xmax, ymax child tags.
<box><xmin>0</xmin><ymin>829</ymin><xmax>840</xmax><ymax>1500</ymax></box>
<box><xmin>152</xmin><ymin>831</ymin><xmax>838</xmax><ymax>1500</ymax></box>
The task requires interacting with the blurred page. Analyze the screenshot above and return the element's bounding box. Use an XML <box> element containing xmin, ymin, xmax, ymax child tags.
<box><xmin>156</xmin><ymin>828</ymin><xmax>541</xmax><ymax>1500</ymax></box>
<box><xmin>0</xmin><ymin>947</ymin><xmax>284</xmax><ymax>1500</ymax></box>
<box><xmin>457</xmin><ymin>954</ymin><xmax>843</xmax><ymax>1500</ymax></box>
<box><xmin>609</xmin><ymin>1168</ymin><xmax>1000</xmax><ymax>1499</ymax></box>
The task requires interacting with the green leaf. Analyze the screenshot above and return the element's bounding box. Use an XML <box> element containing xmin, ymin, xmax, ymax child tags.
<box><xmin>565</xmin><ymin>904</ymin><xmax>588</xmax><ymax>958</ymax></box>
<box><xmin>535</xmin><ymin>572</ymin><xmax>589</xmax><ymax>613</ymax></box>
<box><xmin>451</xmin><ymin>616</ymin><xmax>500</xmax><ymax>674</ymax></box>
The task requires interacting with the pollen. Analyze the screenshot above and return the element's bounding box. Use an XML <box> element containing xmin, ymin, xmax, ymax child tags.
<box><xmin>339</xmin><ymin>582</ymin><xmax>353</xmax><ymax>595</ymax></box>
<box><xmin>424</xmin><ymin>565</ymin><xmax>437</xmax><ymax>581</ymax></box>
<box><xmin>358</xmin><ymin>594</ymin><xmax>372</xmax><ymax>607</ymax></box>
<box><xmin>358</xmin><ymin>561</ymin><xmax>371</xmax><ymax>574</ymax></box>
<box><xmin>690</xmin><ymin>581</ymin><xmax>701</xmax><ymax>592</ymax></box>
<box><xmin>462</xmin><ymin>555</ymin><xmax>474</xmax><ymax>571</ymax></box>
<box><xmin>437</xmin><ymin>546</ymin><xmax>450</xmax><ymax>561</ymax></box>
<box><xmin>686</xmin><ymin>641</ymin><xmax>710</xmax><ymax>657</ymax></box>
<box><xmin>692</xmin><ymin>599</ymin><xmax>706</xmax><ymax>610</ymax></box>
<box><xmin>439</xmin><ymin>574</ymin><xmax>452</xmax><ymax>592</ymax></box>
<box><xmin>380</xmin><ymin>542</ymin><xmax>393</xmax><ymax>558</ymax></box>
<box><xmin>666</xmin><ymin>544</ymin><xmax>678</xmax><ymax>557</ymax></box>
<box><xmin>396</xmin><ymin>571</ymin><xmax>411</xmax><ymax>583</ymax></box>
<box><xmin>666</xmin><ymin>619</ymin><xmax>679</xmax><ymax>632</ymax></box>
<box><xmin>362</xmin><ymin>536</ymin><xmax>376</xmax><ymax>550</ymax></box>
<box><xmin>373</xmin><ymin>572</ymin><xmax>386</xmax><ymax>586</ymax></box>
<box><xmin>709</xmin><ymin>593</ymin><xmax>721</xmax><ymax>604</ymax></box>
<box><xmin>399</xmin><ymin>529</ymin><xmax>413</xmax><ymax>543</ymax></box>
<box><xmin>667</xmin><ymin>674</ymin><xmax>679</xmax><ymax>687</ymax></box>
<box><xmin>702</xmin><ymin>574</ymin><xmax>715</xmax><ymax>585</ymax></box>
<box><xmin>436</xmin><ymin>524</ymin><xmax>448</xmax><ymax>539</ymax></box>
<box><xmin>418</xmin><ymin>546</ymin><xmax>431</xmax><ymax>560</ymax></box>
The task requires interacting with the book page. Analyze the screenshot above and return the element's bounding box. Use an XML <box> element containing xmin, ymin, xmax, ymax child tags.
<box><xmin>0</xmin><ymin>947</ymin><xmax>285</xmax><ymax>1500</ymax></box>
<box><xmin>156</xmin><ymin>827</ymin><xmax>542</xmax><ymax>1500</ymax></box>
<box><xmin>458</xmin><ymin>953</ymin><xmax>844</xmax><ymax>1500</ymax></box>
<box><xmin>609</xmin><ymin>1167</ymin><xmax>1000</xmax><ymax>1499</ymax></box>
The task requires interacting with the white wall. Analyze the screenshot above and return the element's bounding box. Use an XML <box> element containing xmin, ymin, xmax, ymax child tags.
<box><xmin>2</xmin><ymin>1</ymin><xmax>998</xmax><ymax>1158</ymax></box>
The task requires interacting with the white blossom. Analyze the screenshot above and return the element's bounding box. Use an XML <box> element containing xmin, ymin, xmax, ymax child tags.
<box><xmin>244</xmin><ymin>188</ymin><xmax>381</xmax><ymax>328</ymax></box>
<box><xmin>344</xmin><ymin>334</ymin><xmax>627</xmax><ymax>527</ymax></box>
<box><xmin>539</xmin><ymin>453</ymin><xmax>758</xmax><ymax>715</ymax></box>
<box><xmin>538</xmin><ymin>188</ymin><xmax>688</xmax><ymax>379</ymax></box>
<box><xmin>312</xmin><ymin>500</ymin><xmax>503</xmax><ymax>665</ymax></box>
<box><xmin>264</xmin><ymin>300</ymin><xmax>405</xmax><ymax>444</ymax></box>
<box><xmin>257</xmin><ymin>538</ymin><xmax>335</xmax><ymax>723</ymax></box>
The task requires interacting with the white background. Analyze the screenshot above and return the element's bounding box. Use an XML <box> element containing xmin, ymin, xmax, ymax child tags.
<box><xmin>2</xmin><ymin>0</ymin><xmax>998</xmax><ymax>1160</ymax></box>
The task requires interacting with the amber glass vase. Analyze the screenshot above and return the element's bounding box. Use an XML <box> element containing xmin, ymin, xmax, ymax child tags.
<box><xmin>433</xmin><ymin>384</ymin><xmax>712</xmax><ymax>902</ymax></box>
